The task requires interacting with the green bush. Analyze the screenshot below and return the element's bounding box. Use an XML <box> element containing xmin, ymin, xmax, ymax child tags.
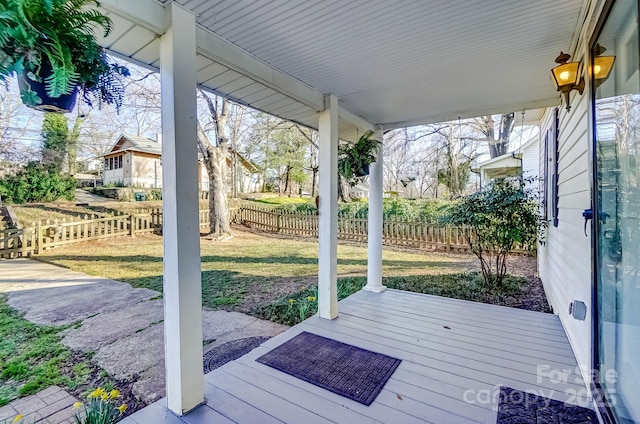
<box><xmin>263</xmin><ymin>198</ymin><xmax>452</xmax><ymax>222</ymax></box>
<box><xmin>273</xmin><ymin>202</ymin><xmax>316</xmax><ymax>214</ymax></box>
<box><xmin>0</xmin><ymin>163</ymin><xmax>75</xmax><ymax>204</ymax></box>
<box><xmin>446</xmin><ymin>177</ymin><xmax>538</xmax><ymax>288</ymax></box>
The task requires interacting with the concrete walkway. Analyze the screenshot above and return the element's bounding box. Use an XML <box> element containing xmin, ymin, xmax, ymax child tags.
<box><xmin>0</xmin><ymin>259</ymin><xmax>288</xmax><ymax>405</ymax></box>
<box><xmin>74</xmin><ymin>189</ymin><xmax>111</xmax><ymax>204</ymax></box>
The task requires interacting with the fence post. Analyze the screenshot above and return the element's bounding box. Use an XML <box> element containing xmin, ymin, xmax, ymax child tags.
<box><xmin>446</xmin><ymin>225</ymin><xmax>451</xmax><ymax>253</ymax></box>
<box><xmin>276</xmin><ymin>213</ymin><xmax>281</xmax><ymax>233</ymax></box>
<box><xmin>129</xmin><ymin>215</ymin><xmax>135</xmax><ymax>238</ymax></box>
<box><xmin>35</xmin><ymin>222</ymin><xmax>42</xmax><ymax>254</ymax></box>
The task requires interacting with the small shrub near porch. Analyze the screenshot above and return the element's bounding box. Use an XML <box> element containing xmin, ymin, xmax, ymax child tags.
<box><xmin>446</xmin><ymin>178</ymin><xmax>538</xmax><ymax>289</ymax></box>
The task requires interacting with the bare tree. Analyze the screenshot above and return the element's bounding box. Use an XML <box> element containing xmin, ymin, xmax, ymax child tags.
<box><xmin>471</xmin><ymin>113</ymin><xmax>515</xmax><ymax>158</ymax></box>
<box><xmin>0</xmin><ymin>84</ymin><xmax>40</xmax><ymax>166</ymax></box>
<box><xmin>294</xmin><ymin>125</ymin><xmax>319</xmax><ymax>196</ymax></box>
<box><xmin>198</xmin><ymin>92</ymin><xmax>231</xmax><ymax>237</ymax></box>
<box><xmin>381</xmin><ymin>126</ymin><xmax>446</xmax><ymax>198</ymax></box>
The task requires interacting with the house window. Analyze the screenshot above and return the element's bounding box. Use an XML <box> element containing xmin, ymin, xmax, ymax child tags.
<box><xmin>104</xmin><ymin>159</ymin><xmax>109</xmax><ymax>170</ymax></box>
<box><xmin>118</xmin><ymin>155</ymin><xmax>122</xmax><ymax>169</ymax></box>
<box><xmin>109</xmin><ymin>157</ymin><xmax>114</xmax><ymax>170</ymax></box>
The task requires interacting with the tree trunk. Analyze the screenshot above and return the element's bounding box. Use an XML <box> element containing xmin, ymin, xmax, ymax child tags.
<box><xmin>198</xmin><ymin>94</ymin><xmax>233</xmax><ymax>237</ymax></box>
<box><xmin>338</xmin><ymin>175</ymin><xmax>351</xmax><ymax>202</ymax></box>
<box><xmin>496</xmin><ymin>113</ymin><xmax>515</xmax><ymax>157</ymax></box>
<box><xmin>481</xmin><ymin>114</ymin><xmax>514</xmax><ymax>159</ymax></box>
<box><xmin>310</xmin><ymin>167</ymin><xmax>318</xmax><ymax>197</ymax></box>
<box><xmin>208</xmin><ymin>141</ymin><xmax>230</xmax><ymax>236</ymax></box>
<box><xmin>197</xmin><ymin>122</ymin><xmax>230</xmax><ymax>237</ymax></box>
<box><xmin>283</xmin><ymin>165</ymin><xmax>291</xmax><ymax>196</ymax></box>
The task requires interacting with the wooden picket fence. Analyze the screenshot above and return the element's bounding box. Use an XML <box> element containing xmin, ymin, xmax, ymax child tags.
<box><xmin>0</xmin><ymin>227</ymin><xmax>36</xmax><ymax>259</ymax></box>
<box><xmin>0</xmin><ymin>208</ymin><xmax>211</xmax><ymax>259</ymax></box>
<box><xmin>233</xmin><ymin>204</ymin><xmax>532</xmax><ymax>254</ymax></box>
<box><xmin>0</xmin><ymin>204</ymin><xmax>532</xmax><ymax>258</ymax></box>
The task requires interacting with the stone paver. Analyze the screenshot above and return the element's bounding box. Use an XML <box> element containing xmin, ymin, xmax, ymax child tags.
<box><xmin>1</xmin><ymin>386</ymin><xmax>78</xmax><ymax>424</ymax></box>
<box><xmin>0</xmin><ymin>259</ymin><xmax>289</xmax><ymax>405</ymax></box>
<box><xmin>0</xmin><ymin>404</ymin><xmax>18</xmax><ymax>421</ymax></box>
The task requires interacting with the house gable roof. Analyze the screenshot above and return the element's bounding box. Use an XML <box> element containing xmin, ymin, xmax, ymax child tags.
<box><xmin>103</xmin><ymin>134</ymin><xmax>162</xmax><ymax>157</ymax></box>
<box><xmin>102</xmin><ymin>134</ymin><xmax>260</xmax><ymax>174</ymax></box>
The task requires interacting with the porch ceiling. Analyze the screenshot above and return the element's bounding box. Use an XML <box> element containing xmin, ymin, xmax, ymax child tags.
<box><xmin>99</xmin><ymin>0</ymin><xmax>586</xmax><ymax>134</ymax></box>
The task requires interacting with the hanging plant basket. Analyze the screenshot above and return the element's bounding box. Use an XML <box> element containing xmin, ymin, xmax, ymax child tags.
<box><xmin>354</xmin><ymin>163</ymin><xmax>370</xmax><ymax>177</ymax></box>
<box><xmin>338</xmin><ymin>130</ymin><xmax>380</xmax><ymax>186</ymax></box>
<box><xmin>0</xmin><ymin>0</ymin><xmax>130</xmax><ymax>114</ymax></box>
<box><xmin>17</xmin><ymin>63</ymin><xmax>78</xmax><ymax>114</ymax></box>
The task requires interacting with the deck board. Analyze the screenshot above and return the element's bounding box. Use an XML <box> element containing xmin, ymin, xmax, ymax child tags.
<box><xmin>127</xmin><ymin>289</ymin><xmax>594</xmax><ymax>424</ymax></box>
<box><xmin>335</xmin><ymin>306</ymin><xmax>578</xmax><ymax>365</ymax></box>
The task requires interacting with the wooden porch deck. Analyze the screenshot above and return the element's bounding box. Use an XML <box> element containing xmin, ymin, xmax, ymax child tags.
<box><xmin>123</xmin><ymin>289</ymin><xmax>593</xmax><ymax>424</ymax></box>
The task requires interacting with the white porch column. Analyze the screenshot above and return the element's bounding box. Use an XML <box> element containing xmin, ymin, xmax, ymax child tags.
<box><xmin>318</xmin><ymin>95</ymin><xmax>339</xmax><ymax>319</ymax></box>
<box><xmin>160</xmin><ymin>4</ymin><xmax>204</xmax><ymax>415</ymax></box>
<box><xmin>364</xmin><ymin>126</ymin><xmax>386</xmax><ymax>293</ymax></box>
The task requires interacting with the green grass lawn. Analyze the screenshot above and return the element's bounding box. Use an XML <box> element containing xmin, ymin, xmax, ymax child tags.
<box><xmin>36</xmin><ymin>228</ymin><xmax>479</xmax><ymax>312</ymax></box>
<box><xmin>0</xmin><ymin>295</ymin><xmax>91</xmax><ymax>406</ymax></box>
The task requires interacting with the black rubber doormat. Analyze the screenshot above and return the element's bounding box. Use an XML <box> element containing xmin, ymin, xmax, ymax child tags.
<box><xmin>203</xmin><ymin>336</ymin><xmax>271</xmax><ymax>373</ymax></box>
<box><xmin>497</xmin><ymin>386</ymin><xmax>598</xmax><ymax>423</ymax></box>
<box><xmin>255</xmin><ymin>331</ymin><xmax>401</xmax><ymax>406</ymax></box>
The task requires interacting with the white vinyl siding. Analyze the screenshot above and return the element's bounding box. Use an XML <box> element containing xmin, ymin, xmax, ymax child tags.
<box><xmin>538</xmin><ymin>75</ymin><xmax>593</xmax><ymax>375</ymax></box>
<box><xmin>522</xmin><ymin>141</ymin><xmax>539</xmax><ymax>181</ymax></box>
<box><xmin>522</xmin><ymin>139</ymin><xmax>539</xmax><ymax>195</ymax></box>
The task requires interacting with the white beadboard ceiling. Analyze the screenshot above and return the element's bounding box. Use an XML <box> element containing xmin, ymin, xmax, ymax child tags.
<box><xmin>99</xmin><ymin>0</ymin><xmax>586</xmax><ymax>134</ymax></box>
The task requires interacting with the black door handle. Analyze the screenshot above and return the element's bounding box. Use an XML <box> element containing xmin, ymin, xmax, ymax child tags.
<box><xmin>582</xmin><ymin>209</ymin><xmax>593</xmax><ymax>237</ymax></box>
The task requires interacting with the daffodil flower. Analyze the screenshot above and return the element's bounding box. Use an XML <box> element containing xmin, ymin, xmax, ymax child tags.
<box><xmin>118</xmin><ymin>404</ymin><xmax>128</xmax><ymax>413</ymax></box>
<box><xmin>89</xmin><ymin>387</ymin><xmax>104</xmax><ymax>399</ymax></box>
<box><xmin>13</xmin><ymin>414</ymin><xmax>23</xmax><ymax>423</ymax></box>
<box><xmin>73</xmin><ymin>401</ymin><xmax>83</xmax><ymax>410</ymax></box>
<box><xmin>110</xmin><ymin>389</ymin><xmax>121</xmax><ymax>399</ymax></box>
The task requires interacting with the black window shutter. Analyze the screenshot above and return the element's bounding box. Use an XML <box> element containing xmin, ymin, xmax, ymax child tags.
<box><xmin>552</xmin><ymin>108</ymin><xmax>560</xmax><ymax>227</ymax></box>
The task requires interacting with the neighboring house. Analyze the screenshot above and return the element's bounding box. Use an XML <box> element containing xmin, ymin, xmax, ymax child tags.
<box><xmin>474</xmin><ymin>136</ymin><xmax>539</xmax><ymax>193</ymax></box>
<box><xmin>101</xmin><ymin>134</ymin><xmax>261</xmax><ymax>193</ymax></box>
<box><xmin>349</xmin><ymin>182</ymin><xmax>369</xmax><ymax>199</ymax></box>
<box><xmin>228</xmin><ymin>153</ymin><xmax>262</xmax><ymax>194</ymax></box>
<box><xmin>102</xmin><ymin>135</ymin><xmax>164</xmax><ymax>188</ymax></box>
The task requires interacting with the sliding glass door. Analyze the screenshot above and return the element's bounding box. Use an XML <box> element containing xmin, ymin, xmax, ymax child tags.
<box><xmin>593</xmin><ymin>1</ymin><xmax>640</xmax><ymax>423</ymax></box>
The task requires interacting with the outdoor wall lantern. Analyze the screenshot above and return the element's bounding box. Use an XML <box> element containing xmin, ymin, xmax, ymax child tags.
<box><xmin>551</xmin><ymin>52</ymin><xmax>585</xmax><ymax>112</ymax></box>
<box><xmin>592</xmin><ymin>44</ymin><xmax>615</xmax><ymax>87</ymax></box>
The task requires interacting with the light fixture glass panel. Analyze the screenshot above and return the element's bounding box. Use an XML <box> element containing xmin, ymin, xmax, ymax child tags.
<box><xmin>552</xmin><ymin>62</ymin><xmax>580</xmax><ymax>88</ymax></box>
<box><xmin>593</xmin><ymin>55</ymin><xmax>615</xmax><ymax>80</ymax></box>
